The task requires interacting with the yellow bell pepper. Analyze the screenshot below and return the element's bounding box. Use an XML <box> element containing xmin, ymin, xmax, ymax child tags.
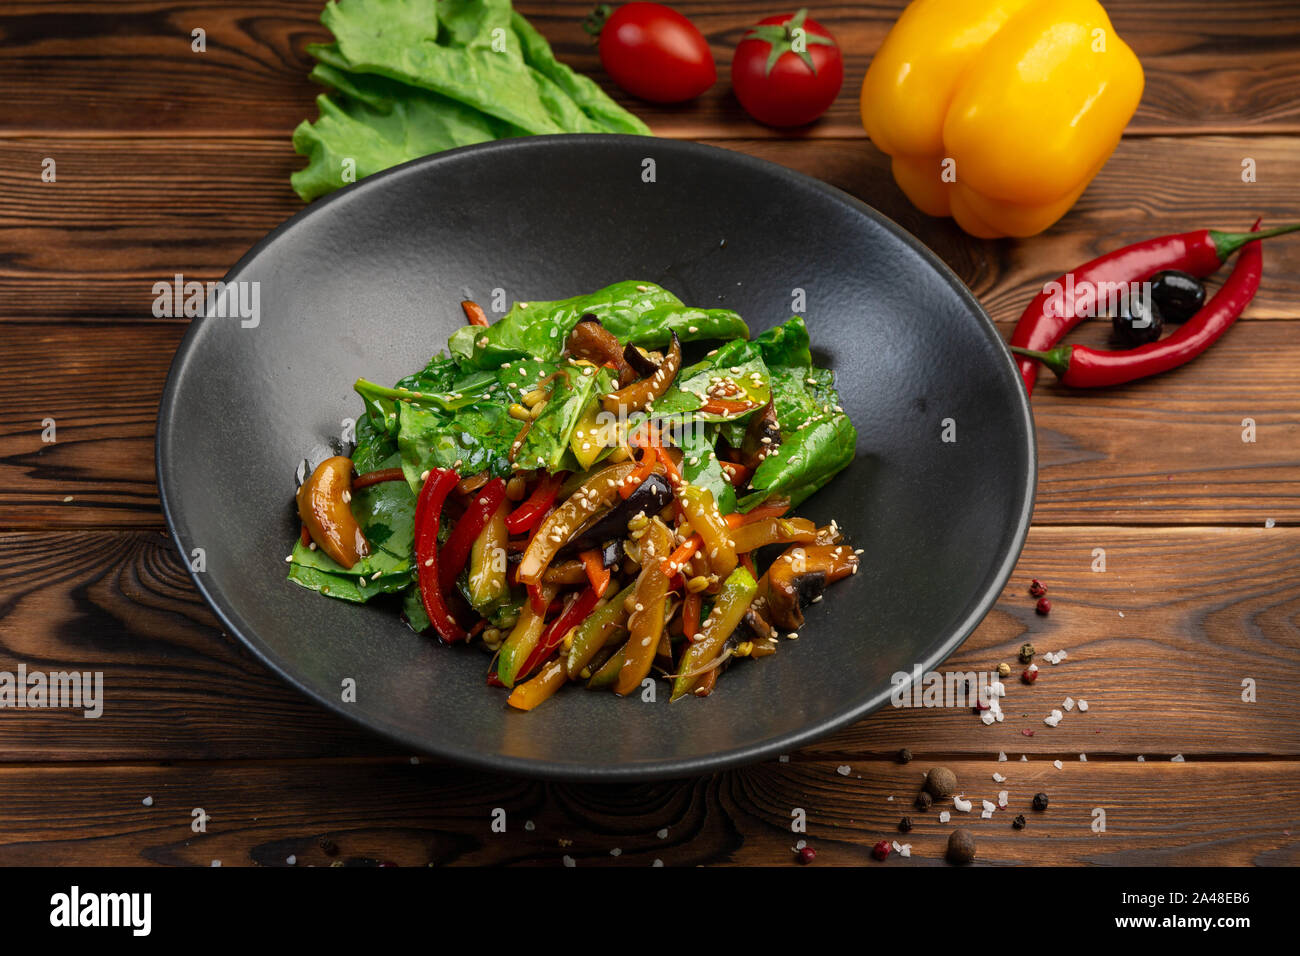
<box><xmin>860</xmin><ymin>0</ymin><xmax>1144</xmax><ymax>238</ymax></box>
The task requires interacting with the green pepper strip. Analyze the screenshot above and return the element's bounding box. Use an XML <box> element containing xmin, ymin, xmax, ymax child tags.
<box><xmin>671</xmin><ymin>566</ymin><xmax>758</xmax><ymax>701</ymax></box>
<box><xmin>496</xmin><ymin>582</ymin><xmax>558</xmax><ymax>688</ymax></box>
<box><xmin>565</xmin><ymin>582</ymin><xmax>636</xmax><ymax>679</ymax></box>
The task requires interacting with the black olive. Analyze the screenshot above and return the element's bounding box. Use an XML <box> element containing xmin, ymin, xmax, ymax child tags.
<box><xmin>1148</xmin><ymin>270</ymin><xmax>1206</xmax><ymax>323</ymax></box>
<box><xmin>1111</xmin><ymin>291</ymin><xmax>1163</xmax><ymax>347</ymax></box>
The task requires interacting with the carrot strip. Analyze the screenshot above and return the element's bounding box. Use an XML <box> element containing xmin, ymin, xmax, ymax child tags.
<box><xmin>461</xmin><ymin>300</ymin><xmax>489</xmax><ymax>327</ymax></box>
<box><xmin>580</xmin><ymin>549</ymin><xmax>611</xmax><ymax>597</ymax></box>
<box><xmin>660</xmin><ymin>533</ymin><xmax>702</xmax><ymax>577</ymax></box>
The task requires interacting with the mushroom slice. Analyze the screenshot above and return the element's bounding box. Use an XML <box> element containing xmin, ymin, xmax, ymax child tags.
<box><xmin>296</xmin><ymin>456</ymin><xmax>369</xmax><ymax>569</ymax></box>
<box><xmin>763</xmin><ymin>544</ymin><xmax>859</xmax><ymax>631</ymax></box>
<box><xmin>565</xmin><ymin>314</ymin><xmax>637</xmax><ymax>386</ymax></box>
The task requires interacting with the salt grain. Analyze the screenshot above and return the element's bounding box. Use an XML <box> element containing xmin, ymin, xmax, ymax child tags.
<box><xmin>657</xmin><ymin>828</ymin><xmax>668</xmax><ymax>839</ymax></box>
<box><xmin>981</xmin><ymin>809</ymin><xmax>994</xmax><ymax>819</ymax></box>
<box><xmin>1077</xmin><ymin>699</ymin><xmax>1089</xmax><ymax>712</ymax></box>
<box><xmin>992</xmin><ymin>772</ymin><xmax>1006</xmax><ymax>783</ymax></box>
<box><xmin>836</xmin><ymin>765</ymin><xmax>852</xmax><ymax>776</ymax></box>
<box><xmin>997</xmin><ymin>790</ymin><xmax>1009</xmax><ymax>808</ymax></box>
<box><xmin>1063</xmin><ymin>696</ymin><xmax>1075</xmax><ymax>711</ymax></box>
<box><xmin>1053</xmin><ymin>759</ymin><xmax>1064</xmax><ymax>770</ymax></box>
<box><xmin>563</xmin><ymin>855</ymin><xmax>576</xmax><ymax>867</ymax></box>
<box><xmin>1044</xmin><ymin>710</ymin><xmax>1063</xmax><ymax>728</ymax></box>
<box><xmin>954</xmin><ymin>796</ymin><xmax>972</xmax><ymax>812</ymax></box>
<box><xmin>1079</xmin><ymin>754</ymin><xmax>1087</xmax><ymax>762</ymax></box>
<box><xmin>981</xmin><ymin>800</ymin><xmax>996</xmax><ymax>813</ymax></box>
<box><xmin>1171</xmin><ymin>754</ymin><xmax>1185</xmax><ymax>762</ymax></box>
<box><xmin>998</xmin><ymin>752</ymin><xmax>1008</xmax><ymax>762</ymax></box>
<box><xmin>939</xmin><ymin>811</ymin><xmax>951</xmax><ymax>823</ymax></box>
<box><xmin>142</xmin><ymin>796</ymin><xmax>153</xmax><ymax>807</ymax></box>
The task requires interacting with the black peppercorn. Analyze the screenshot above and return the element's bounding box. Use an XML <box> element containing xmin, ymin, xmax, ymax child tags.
<box><xmin>1033</xmin><ymin>792</ymin><xmax>1049</xmax><ymax>811</ymax></box>
<box><xmin>899</xmin><ymin>816</ymin><xmax>913</xmax><ymax>833</ymax></box>
<box><xmin>915</xmin><ymin>791</ymin><xmax>933</xmax><ymax>812</ymax></box>
<box><xmin>946</xmin><ymin>828</ymin><xmax>976</xmax><ymax>865</ymax></box>
<box><xmin>898</xmin><ymin>748</ymin><xmax>913</xmax><ymax>764</ymax></box>
<box><xmin>319</xmin><ymin>837</ymin><xmax>339</xmax><ymax>856</ymax></box>
<box><xmin>1013</xmin><ymin>814</ymin><xmax>1027</xmax><ymax>830</ymax></box>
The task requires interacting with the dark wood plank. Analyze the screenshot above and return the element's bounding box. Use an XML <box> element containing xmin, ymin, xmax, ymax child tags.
<box><xmin>1</xmin><ymin>527</ymin><xmax>1296</xmax><ymax>761</ymax></box>
<box><xmin>1</xmin><ymin>1</ymin><xmax>1297</xmax><ymax>136</ymax></box>
<box><xmin>3</xmin><ymin>135</ymin><xmax>1298</xmax><ymax>322</ymax></box>
<box><xmin>0</xmin><ymin>757</ymin><xmax>1293</xmax><ymax>865</ymax></box>
<box><xmin>0</xmin><ymin>528</ymin><xmax>404</xmax><ymax>760</ymax></box>
<box><xmin>3</xmin><ymin>320</ymin><xmax>1296</xmax><ymax>530</ymax></box>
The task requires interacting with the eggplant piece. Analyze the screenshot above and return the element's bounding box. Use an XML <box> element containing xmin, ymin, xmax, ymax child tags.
<box><xmin>622</xmin><ymin>342</ymin><xmax>660</xmax><ymax>378</ymax></box>
<box><xmin>600</xmin><ymin>538</ymin><xmax>624</xmax><ymax>569</ymax></box>
<box><xmin>763</xmin><ymin>544</ymin><xmax>859</xmax><ymax>631</ymax></box>
<box><xmin>740</xmin><ymin>400</ymin><xmax>781</xmax><ymax>472</ymax></box>
<box><xmin>567</xmin><ymin>473</ymin><xmax>674</xmax><ymax>553</ymax></box>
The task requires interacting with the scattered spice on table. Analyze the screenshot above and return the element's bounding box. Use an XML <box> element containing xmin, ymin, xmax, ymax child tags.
<box><xmin>1019</xmin><ymin>642</ymin><xmax>1036</xmax><ymax>664</ymax></box>
<box><xmin>946</xmin><ymin>829</ymin><xmax>976</xmax><ymax>865</ymax></box>
<box><xmin>1033</xmin><ymin>792</ymin><xmax>1050</xmax><ymax>811</ymax></box>
<box><xmin>1013</xmin><ymin>814</ymin><xmax>1027</xmax><ymax>830</ymax></box>
<box><xmin>1029</xmin><ymin>578</ymin><xmax>1047</xmax><ymax>598</ymax></box>
<box><xmin>925</xmin><ymin>766</ymin><xmax>958</xmax><ymax>800</ymax></box>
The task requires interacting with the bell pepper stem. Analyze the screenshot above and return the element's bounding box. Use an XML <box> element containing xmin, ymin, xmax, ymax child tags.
<box><xmin>1010</xmin><ymin>345</ymin><xmax>1071</xmax><ymax>379</ymax></box>
<box><xmin>1209</xmin><ymin>221</ymin><xmax>1300</xmax><ymax>261</ymax></box>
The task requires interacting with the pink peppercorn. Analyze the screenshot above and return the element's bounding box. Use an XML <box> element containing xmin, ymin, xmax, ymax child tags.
<box><xmin>1022</xmin><ymin>668</ymin><xmax>1037</xmax><ymax>685</ymax></box>
<box><xmin>797</xmin><ymin>846</ymin><xmax>816</xmax><ymax>864</ymax></box>
<box><xmin>1029</xmin><ymin>579</ymin><xmax>1047</xmax><ymax>598</ymax></box>
<box><xmin>872</xmin><ymin>840</ymin><xmax>891</xmax><ymax>861</ymax></box>
<box><xmin>1035</xmin><ymin>598</ymin><xmax>1051</xmax><ymax>615</ymax></box>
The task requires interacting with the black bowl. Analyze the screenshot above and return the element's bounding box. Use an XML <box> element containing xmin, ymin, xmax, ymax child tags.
<box><xmin>157</xmin><ymin>135</ymin><xmax>1034</xmax><ymax>781</ymax></box>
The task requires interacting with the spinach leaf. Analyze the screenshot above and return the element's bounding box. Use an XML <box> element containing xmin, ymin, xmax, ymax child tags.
<box><xmin>449</xmin><ymin>281</ymin><xmax>747</xmax><ymax>369</ymax></box>
<box><xmin>349</xmin><ymin>452</ymin><xmax>417</xmax><ymax>557</ymax></box>
<box><xmin>738</xmin><ymin>409</ymin><xmax>857</xmax><ymax>512</ymax></box>
<box><xmin>676</xmin><ymin>423</ymin><xmax>737</xmax><ymax>515</ymax></box>
<box><xmin>396</xmin><ymin>401</ymin><xmax>516</xmax><ymax>482</ymax></box>
<box><xmin>288</xmin><ymin>539</ymin><xmax>412</xmax><ymax>603</ymax></box>
<box><xmin>518</xmin><ymin>365</ymin><xmax>612</xmax><ymax>472</ymax></box>
<box><xmin>652</xmin><ymin>341</ymin><xmax>771</xmax><ymax>422</ymax></box>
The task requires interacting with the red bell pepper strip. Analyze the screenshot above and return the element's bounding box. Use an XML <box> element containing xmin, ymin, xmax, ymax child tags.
<box><xmin>1012</xmin><ymin>223</ymin><xmax>1265</xmax><ymax>389</ymax></box>
<box><xmin>438</xmin><ymin>478</ymin><xmax>506</xmax><ymax>593</ymax></box>
<box><xmin>505</xmin><ymin>474</ymin><xmax>563</xmax><ymax>534</ymax></box>
<box><xmin>519</xmin><ymin>585</ymin><xmax>602</xmax><ymax>678</ymax></box>
<box><xmin>414</xmin><ymin>468</ymin><xmax>467</xmax><ymax>643</ymax></box>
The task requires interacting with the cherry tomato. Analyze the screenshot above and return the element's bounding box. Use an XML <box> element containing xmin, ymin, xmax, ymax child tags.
<box><xmin>593</xmin><ymin>2</ymin><xmax>716</xmax><ymax>103</ymax></box>
<box><xmin>731</xmin><ymin>9</ymin><xmax>842</xmax><ymax>127</ymax></box>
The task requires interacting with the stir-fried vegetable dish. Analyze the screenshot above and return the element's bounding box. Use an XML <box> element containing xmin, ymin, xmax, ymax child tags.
<box><xmin>288</xmin><ymin>281</ymin><xmax>859</xmax><ymax>708</ymax></box>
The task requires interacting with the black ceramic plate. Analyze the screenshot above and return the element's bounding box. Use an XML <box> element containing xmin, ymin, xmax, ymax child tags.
<box><xmin>157</xmin><ymin>135</ymin><xmax>1034</xmax><ymax>781</ymax></box>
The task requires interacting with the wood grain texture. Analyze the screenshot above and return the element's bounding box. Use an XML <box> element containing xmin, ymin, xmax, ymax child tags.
<box><xmin>0</xmin><ymin>757</ymin><xmax>1293</xmax><ymax>865</ymax></box>
<box><xmin>1</xmin><ymin>1</ymin><xmax>1298</xmax><ymax>137</ymax></box>
<box><xmin>3</xmin><ymin>135</ymin><xmax>1298</xmax><ymax>322</ymax></box>
<box><xmin>1</xmin><ymin>526</ymin><xmax>1295</xmax><ymax>762</ymax></box>
<box><xmin>2</xmin><ymin>320</ymin><xmax>1295</xmax><ymax>530</ymax></box>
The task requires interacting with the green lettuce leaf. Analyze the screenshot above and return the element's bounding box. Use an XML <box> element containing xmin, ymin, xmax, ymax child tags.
<box><xmin>449</xmin><ymin>281</ymin><xmax>747</xmax><ymax>370</ymax></box>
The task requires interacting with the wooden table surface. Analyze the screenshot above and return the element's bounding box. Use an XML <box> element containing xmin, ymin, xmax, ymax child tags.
<box><xmin>2</xmin><ymin>0</ymin><xmax>1298</xmax><ymax>867</ymax></box>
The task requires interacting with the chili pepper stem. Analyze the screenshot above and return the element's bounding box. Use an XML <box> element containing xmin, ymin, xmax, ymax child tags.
<box><xmin>1009</xmin><ymin>345</ymin><xmax>1071</xmax><ymax>379</ymax></box>
<box><xmin>1209</xmin><ymin>221</ymin><xmax>1300</xmax><ymax>260</ymax></box>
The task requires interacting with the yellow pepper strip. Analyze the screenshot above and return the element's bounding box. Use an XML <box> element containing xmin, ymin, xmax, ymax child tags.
<box><xmin>466</xmin><ymin>498</ymin><xmax>509</xmax><ymax>611</ymax></box>
<box><xmin>677</xmin><ymin>484</ymin><xmax>737</xmax><ymax>580</ymax></box>
<box><xmin>496</xmin><ymin>583</ymin><xmax>558</xmax><ymax>688</ymax></box>
<box><xmin>506</xmin><ymin>658</ymin><xmax>568</xmax><ymax>711</ymax></box>
<box><xmin>861</xmin><ymin>0</ymin><xmax>1144</xmax><ymax>237</ymax></box>
<box><xmin>517</xmin><ymin>461</ymin><xmax>636</xmax><ymax>586</ymax></box>
<box><xmin>729</xmin><ymin>516</ymin><xmax>818</xmax><ymax>554</ymax></box>
<box><xmin>613</xmin><ymin>518</ymin><xmax>675</xmax><ymax>697</ymax></box>
<box><xmin>671</xmin><ymin>567</ymin><xmax>758</xmax><ymax>701</ymax></box>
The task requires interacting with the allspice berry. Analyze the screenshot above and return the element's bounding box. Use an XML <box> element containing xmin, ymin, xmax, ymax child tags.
<box><xmin>946</xmin><ymin>828</ymin><xmax>977</xmax><ymax>865</ymax></box>
<box><xmin>898</xmin><ymin>748</ymin><xmax>913</xmax><ymax>764</ymax></box>
<box><xmin>925</xmin><ymin>766</ymin><xmax>958</xmax><ymax>800</ymax></box>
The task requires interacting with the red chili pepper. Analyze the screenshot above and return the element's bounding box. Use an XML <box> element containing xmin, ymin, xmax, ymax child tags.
<box><xmin>527</xmin><ymin>582</ymin><xmax>550</xmax><ymax>616</ymax></box>
<box><xmin>505</xmin><ymin>474</ymin><xmax>563</xmax><ymax>534</ymax></box>
<box><xmin>1013</xmin><ymin>223</ymin><xmax>1264</xmax><ymax>388</ymax></box>
<box><xmin>438</xmin><ymin>478</ymin><xmax>506</xmax><ymax>593</ymax></box>
<box><xmin>519</xmin><ymin>585</ymin><xmax>602</xmax><ymax>678</ymax></box>
<box><xmin>414</xmin><ymin>468</ymin><xmax>467</xmax><ymax>642</ymax></box>
<box><xmin>351</xmin><ymin>467</ymin><xmax>407</xmax><ymax>490</ymax></box>
<box><xmin>1009</xmin><ymin>221</ymin><xmax>1300</xmax><ymax>395</ymax></box>
<box><xmin>461</xmin><ymin>300</ymin><xmax>490</xmax><ymax>327</ymax></box>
